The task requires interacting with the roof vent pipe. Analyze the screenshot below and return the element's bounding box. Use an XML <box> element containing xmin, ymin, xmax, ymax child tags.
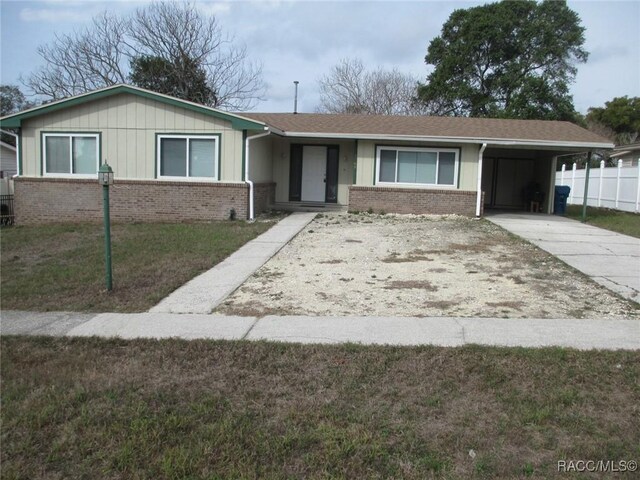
<box><xmin>293</xmin><ymin>81</ymin><xmax>299</xmax><ymax>114</ymax></box>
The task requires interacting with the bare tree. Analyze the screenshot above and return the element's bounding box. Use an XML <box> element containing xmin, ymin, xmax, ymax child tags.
<box><xmin>25</xmin><ymin>12</ymin><xmax>128</xmax><ymax>100</ymax></box>
<box><xmin>24</xmin><ymin>1</ymin><xmax>265</xmax><ymax>110</ymax></box>
<box><xmin>317</xmin><ymin>58</ymin><xmax>428</xmax><ymax>115</ymax></box>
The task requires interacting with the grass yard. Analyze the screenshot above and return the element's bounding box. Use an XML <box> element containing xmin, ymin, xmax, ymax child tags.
<box><xmin>0</xmin><ymin>220</ymin><xmax>274</xmax><ymax>312</ymax></box>
<box><xmin>565</xmin><ymin>205</ymin><xmax>640</xmax><ymax>238</ymax></box>
<box><xmin>2</xmin><ymin>337</ymin><xmax>638</xmax><ymax>479</ymax></box>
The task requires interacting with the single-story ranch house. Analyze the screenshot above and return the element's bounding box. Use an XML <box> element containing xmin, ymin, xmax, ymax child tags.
<box><xmin>0</xmin><ymin>84</ymin><xmax>612</xmax><ymax>224</ymax></box>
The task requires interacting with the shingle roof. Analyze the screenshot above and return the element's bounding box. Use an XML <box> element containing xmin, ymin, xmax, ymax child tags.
<box><xmin>241</xmin><ymin>113</ymin><xmax>612</xmax><ymax>147</ymax></box>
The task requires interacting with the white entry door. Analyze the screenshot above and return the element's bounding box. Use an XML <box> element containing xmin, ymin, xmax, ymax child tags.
<box><xmin>301</xmin><ymin>146</ymin><xmax>327</xmax><ymax>202</ymax></box>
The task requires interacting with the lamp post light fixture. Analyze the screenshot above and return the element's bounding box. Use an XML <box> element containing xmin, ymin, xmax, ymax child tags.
<box><xmin>98</xmin><ymin>162</ymin><xmax>114</xmax><ymax>291</ymax></box>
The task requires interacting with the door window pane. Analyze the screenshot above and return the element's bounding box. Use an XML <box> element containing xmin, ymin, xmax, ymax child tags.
<box><xmin>438</xmin><ymin>152</ymin><xmax>456</xmax><ymax>185</ymax></box>
<box><xmin>189</xmin><ymin>139</ymin><xmax>215</xmax><ymax>177</ymax></box>
<box><xmin>379</xmin><ymin>149</ymin><xmax>396</xmax><ymax>182</ymax></box>
<box><xmin>415</xmin><ymin>151</ymin><xmax>437</xmax><ymax>184</ymax></box>
<box><xmin>46</xmin><ymin>136</ymin><xmax>70</xmax><ymax>173</ymax></box>
<box><xmin>161</xmin><ymin>138</ymin><xmax>187</xmax><ymax>176</ymax></box>
<box><xmin>72</xmin><ymin>137</ymin><xmax>96</xmax><ymax>174</ymax></box>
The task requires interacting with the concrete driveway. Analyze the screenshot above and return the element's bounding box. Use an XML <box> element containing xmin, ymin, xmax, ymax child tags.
<box><xmin>487</xmin><ymin>212</ymin><xmax>640</xmax><ymax>303</ymax></box>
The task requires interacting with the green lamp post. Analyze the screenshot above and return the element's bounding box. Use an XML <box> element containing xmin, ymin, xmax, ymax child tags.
<box><xmin>98</xmin><ymin>162</ymin><xmax>114</xmax><ymax>291</ymax></box>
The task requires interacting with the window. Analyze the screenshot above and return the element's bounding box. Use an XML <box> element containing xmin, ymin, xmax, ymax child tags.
<box><xmin>376</xmin><ymin>146</ymin><xmax>458</xmax><ymax>186</ymax></box>
<box><xmin>43</xmin><ymin>133</ymin><xmax>99</xmax><ymax>176</ymax></box>
<box><xmin>157</xmin><ymin>135</ymin><xmax>218</xmax><ymax>180</ymax></box>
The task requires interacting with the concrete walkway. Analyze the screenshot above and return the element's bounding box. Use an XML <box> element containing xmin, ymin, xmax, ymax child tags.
<box><xmin>1</xmin><ymin>311</ymin><xmax>638</xmax><ymax>350</ymax></box>
<box><xmin>149</xmin><ymin>212</ymin><xmax>317</xmax><ymax>314</ymax></box>
<box><xmin>487</xmin><ymin>212</ymin><xmax>640</xmax><ymax>303</ymax></box>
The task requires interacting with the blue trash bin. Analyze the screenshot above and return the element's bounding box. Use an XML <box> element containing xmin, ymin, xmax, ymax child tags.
<box><xmin>554</xmin><ymin>185</ymin><xmax>571</xmax><ymax>215</ymax></box>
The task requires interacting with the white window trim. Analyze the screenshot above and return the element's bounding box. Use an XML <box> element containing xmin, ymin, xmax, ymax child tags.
<box><xmin>375</xmin><ymin>145</ymin><xmax>459</xmax><ymax>188</ymax></box>
<box><xmin>43</xmin><ymin>133</ymin><xmax>100</xmax><ymax>179</ymax></box>
<box><xmin>156</xmin><ymin>134</ymin><xmax>219</xmax><ymax>182</ymax></box>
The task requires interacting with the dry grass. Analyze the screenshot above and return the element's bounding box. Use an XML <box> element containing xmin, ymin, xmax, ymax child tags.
<box><xmin>1</xmin><ymin>336</ymin><xmax>638</xmax><ymax>479</ymax></box>
<box><xmin>565</xmin><ymin>206</ymin><xmax>640</xmax><ymax>238</ymax></box>
<box><xmin>0</xmin><ymin>221</ymin><xmax>274</xmax><ymax>312</ymax></box>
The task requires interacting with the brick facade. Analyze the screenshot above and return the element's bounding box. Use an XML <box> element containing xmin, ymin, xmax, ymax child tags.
<box><xmin>253</xmin><ymin>182</ymin><xmax>276</xmax><ymax>215</ymax></box>
<box><xmin>14</xmin><ymin>177</ymin><xmax>255</xmax><ymax>224</ymax></box>
<box><xmin>348</xmin><ymin>186</ymin><xmax>483</xmax><ymax>217</ymax></box>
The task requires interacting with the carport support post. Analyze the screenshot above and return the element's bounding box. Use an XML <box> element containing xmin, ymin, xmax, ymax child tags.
<box><xmin>475</xmin><ymin>143</ymin><xmax>487</xmax><ymax>217</ymax></box>
<box><xmin>581</xmin><ymin>151</ymin><xmax>592</xmax><ymax>223</ymax></box>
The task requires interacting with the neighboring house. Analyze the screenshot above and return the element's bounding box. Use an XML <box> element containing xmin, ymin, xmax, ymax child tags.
<box><xmin>0</xmin><ymin>84</ymin><xmax>612</xmax><ymax>224</ymax></box>
<box><xmin>609</xmin><ymin>142</ymin><xmax>640</xmax><ymax>167</ymax></box>
<box><xmin>0</xmin><ymin>140</ymin><xmax>17</xmax><ymax>178</ymax></box>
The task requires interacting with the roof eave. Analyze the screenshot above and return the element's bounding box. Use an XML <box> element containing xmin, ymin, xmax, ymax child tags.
<box><xmin>276</xmin><ymin>131</ymin><xmax>614</xmax><ymax>150</ymax></box>
<box><xmin>0</xmin><ymin>140</ymin><xmax>16</xmax><ymax>151</ymax></box>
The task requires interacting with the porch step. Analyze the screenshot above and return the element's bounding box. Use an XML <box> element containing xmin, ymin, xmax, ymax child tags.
<box><xmin>270</xmin><ymin>202</ymin><xmax>348</xmax><ymax>213</ymax></box>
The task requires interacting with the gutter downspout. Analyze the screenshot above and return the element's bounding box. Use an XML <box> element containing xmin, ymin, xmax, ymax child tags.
<box><xmin>1</xmin><ymin>129</ymin><xmax>20</xmax><ymax>176</ymax></box>
<box><xmin>244</xmin><ymin>128</ymin><xmax>270</xmax><ymax>221</ymax></box>
<box><xmin>475</xmin><ymin>143</ymin><xmax>487</xmax><ymax>218</ymax></box>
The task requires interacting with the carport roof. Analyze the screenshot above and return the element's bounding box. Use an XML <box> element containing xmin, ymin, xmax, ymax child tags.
<box><xmin>242</xmin><ymin>112</ymin><xmax>613</xmax><ymax>149</ymax></box>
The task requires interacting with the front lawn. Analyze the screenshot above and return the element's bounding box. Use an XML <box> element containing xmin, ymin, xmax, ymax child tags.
<box><xmin>0</xmin><ymin>220</ymin><xmax>274</xmax><ymax>312</ymax></box>
<box><xmin>565</xmin><ymin>205</ymin><xmax>640</xmax><ymax>238</ymax></box>
<box><xmin>1</xmin><ymin>337</ymin><xmax>638</xmax><ymax>479</ymax></box>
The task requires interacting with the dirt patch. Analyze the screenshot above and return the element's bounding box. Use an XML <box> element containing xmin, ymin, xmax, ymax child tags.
<box><xmin>217</xmin><ymin>213</ymin><xmax>638</xmax><ymax>319</ymax></box>
<box><xmin>384</xmin><ymin>280</ymin><xmax>438</xmax><ymax>291</ymax></box>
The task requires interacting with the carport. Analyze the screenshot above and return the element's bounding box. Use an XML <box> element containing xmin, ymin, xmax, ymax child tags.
<box><xmin>481</xmin><ymin>145</ymin><xmax>601</xmax><ymax>214</ymax></box>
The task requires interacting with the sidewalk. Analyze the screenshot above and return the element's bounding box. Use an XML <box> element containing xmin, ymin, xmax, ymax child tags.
<box><xmin>149</xmin><ymin>212</ymin><xmax>317</xmax><ymax>314</ymax></box>
<box><xmin>487</xmin><ymin>212</ymin><xmax>640</xmax><ymax>303</ymax></box>
<box><xmin>1</xmin><ymin>311</ymin><xmax>638</xmax><ymax>350</ymax></box>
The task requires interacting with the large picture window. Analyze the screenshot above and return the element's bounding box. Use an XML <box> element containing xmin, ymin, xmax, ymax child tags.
<box><xmin>157</xmin><ymin>135</ymin><xmax>218</xmax><ymax>180</ymax></box>
<box><xmin>43</xmin><ymin>133</ymin><xmax>99</xmax><ymax>177</ymax></box>
<box><xmin>376</xmin><ymin>146</ymin><xmax>458</xmax><ymax>186</ymax></box>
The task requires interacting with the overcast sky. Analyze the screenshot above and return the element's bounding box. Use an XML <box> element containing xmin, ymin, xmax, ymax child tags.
<box><xmin>1</xmin><ymin>0</ymin><xmax>639</xmax><ymax>114</ymax></box>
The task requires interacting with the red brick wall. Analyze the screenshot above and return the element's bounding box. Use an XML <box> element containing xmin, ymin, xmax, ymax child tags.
<box><xmin>253</xmin><ymin>182</ymin><xmax>276</xmax><ymax>214</ymax></box>
<box><xmin>348</xmin><ymin>186</ymin><xmax>483</xmax><ymax>217</ymax></box>
<box><xmin>14</xmin><ymin>177</ymin><xmax>251</xmax><ymax>224</ymax></box>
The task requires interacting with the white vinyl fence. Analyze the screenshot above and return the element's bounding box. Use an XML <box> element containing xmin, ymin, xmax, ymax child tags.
<box><xmin>556</xmin><ymin>160</ymin><xmax>640</xmax><ymax>213</ymax></box>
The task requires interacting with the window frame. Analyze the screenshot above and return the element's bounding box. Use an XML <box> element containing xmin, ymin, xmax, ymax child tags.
<box><xmin>42</xmin><ymin>132</ymin><xmax>101</xmax><ymax>178</ymax></box>
<box><xmin>156</xmin><ymin>134</ymin><xmax>220</xmax><ymax>182</ymax></box>
<box><xmin>375</xmin><ymin>145</ymin><xmax>460</xmax><ymax>188</ymax></box>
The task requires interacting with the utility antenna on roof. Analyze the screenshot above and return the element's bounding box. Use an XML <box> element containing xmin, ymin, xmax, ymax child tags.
<box><xmin>293</xmin><ymin>81</ymin><xmax>299</xmax><ymax>114</ymax></box>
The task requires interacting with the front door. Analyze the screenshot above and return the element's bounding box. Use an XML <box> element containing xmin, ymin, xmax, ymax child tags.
<box><xmin>301</xmin><ymin>146</ymin><xmax>327</xmax><ymax>202</ymax></box>
<box><xmin>289</xmin><ymin>145</ymin><xmax>340</xmax><ymax>203</ymax></box>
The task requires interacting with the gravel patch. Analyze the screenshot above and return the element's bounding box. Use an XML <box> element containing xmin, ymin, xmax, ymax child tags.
<box><xmin>216</xmin><ymin>213</ymin><xmax>638</xmax><ymax>319</ymax></box>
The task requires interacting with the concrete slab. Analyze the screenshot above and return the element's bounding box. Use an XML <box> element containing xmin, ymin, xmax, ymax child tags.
<box><xmin>592</xmin><ymin>277</ymin><xmax>640</xmax><ymax>303</ymax></box>
<box><xmin>0</xmin><ymin>310</ymin><xmax>97</xmax><ymax>336</ymax></box>
<box><xmin>245</xmin><ymin>316</ymin><xmax>465</xmax><ymax>346</ymax></box>
<box><xmin>459</xmin><ymin>318</ymin><xmax>640</xmax><ymax>350</ymax></box>
<box><xmin>236</xmin><ymin>242</ymin><xmax>283</xmax><ymax>259</ymax></box>
<box><xmin>67</xmin><ymin>313</ymin><xmax>256</xmax><ymax>340</ymax></box>
<box><xmin>556</xmin><ymin>254</ymin><xmax>639</xmax><ymax>276</ymax></box>
<box><xmin>252</xmin><ymin>226</ymin><xmax>311</xmax><ymax>243</ymax></box>
<box><xmin>3</xmin><ymin>310</ymin><xmax>638</xmax><ymax>350</ymax></box>
<box><xmin>534</xmin><ymin>241</ymin><xmax>615</xmax><ymax>256</ymax></box>
<box><xmin>514</xmin><ymin>233</ymin><xmax>637</xmax><ymax>245</ymax></box>
<box><xmin>150</xmin><ymin>212</ymin><xmax>316</xmax><ymax>314</ymax></box>
<box><xmin>487</xmin><ymin>213</ymin><xmax>640</xmax><ymax>303</ymax></box>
